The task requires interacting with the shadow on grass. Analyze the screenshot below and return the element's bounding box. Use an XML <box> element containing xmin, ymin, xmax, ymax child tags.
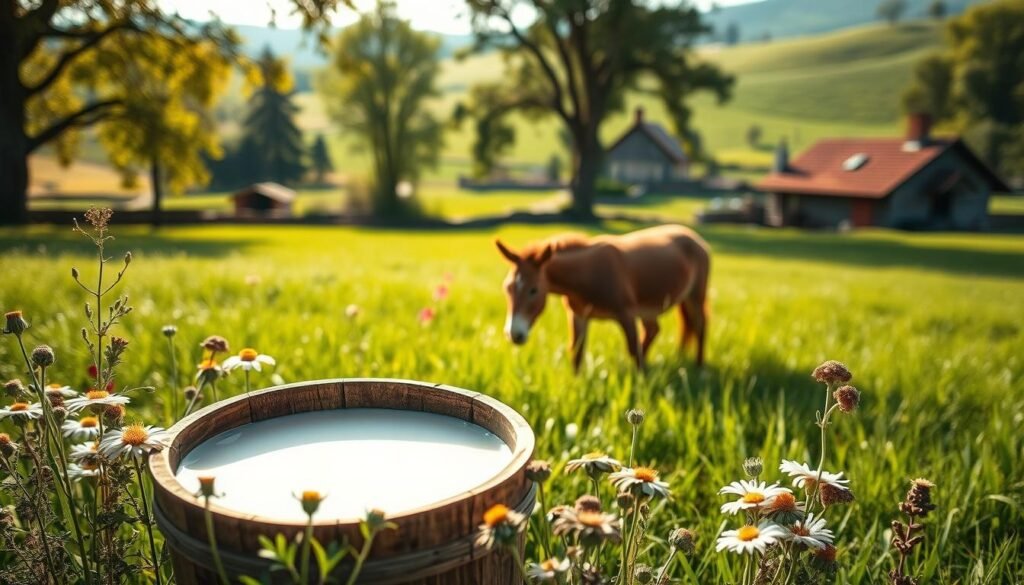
<box><xmin>0</xmin><ymin>230</ymin><xmax>257</xmax><ymax>258</ymax></box>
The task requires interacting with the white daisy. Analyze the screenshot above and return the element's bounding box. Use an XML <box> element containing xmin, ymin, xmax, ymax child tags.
<box><xmin>69</xmin><ymin>441</ymin><xmax>101</xmax><ymax>464</ymax></box>
<box><xmin>609</xmin><ymin>467</ymin><xmax>672</xmax><ymax>499</ymax></box>
<box><xmin>68</xmin><ymin>462</ymin><xmax>101</xmax><ymax>481</ymax></box>
<box><xmin>0</xmin><ymin>401</ymin><xmax>43</xmax><ymax>421</ymax></box>
<box><xmin>719</xmin><ymin>480</ymin><xmax>792</xmax><ymax>515</ymax></box>
<box><xmin>46</xmin><ymin>383</ymin><xmax>79</xmax><ymax>398</ymax></box>
<box><xmin>222</xmin><ymin>348</ymin><xmax>276</xmax><ymax>372</ymax></box>
<box><xmin>62</xmin><ymin>415</ymin><xmax>102</xmax><ymax>440</ymax></box>
<box><xmin>715</xmin><ymin>520</ymin><xmax>788</xmax><ymax>555</ymax></box>
<box><xmin>786</xmin><ymin>513</ymin><xmax>834</xmax><ymax>550</ymax></box>
<box><xmin>779</xmin><ymin>460</ymin><xmax>851</xmax><ymax>492</ymax></box>
<box><xmin>65</xmin><ymin>389</ymin><xmax>130</xmax><ymax>413</ymax></box>
<box><xmin>526</xmin><ymin>557</ymin><xmax>571</xmax><ymax>582</ymax></box>
<box><xmin>98</xmin><ymin>424</ymin><xmax>169</xmax><ymax>460</ymax></box>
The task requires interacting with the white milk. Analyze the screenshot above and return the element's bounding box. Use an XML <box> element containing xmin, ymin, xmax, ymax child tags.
<box><xmin>175</xmin><ymin>408</ymin><xmax>513</xmax><ymax>521</ymax></box>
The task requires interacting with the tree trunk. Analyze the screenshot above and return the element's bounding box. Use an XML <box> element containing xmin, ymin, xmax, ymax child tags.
<box><xmin>569</xmin><ymin>132</ymin><xmax>600</xmax><ymax>220</ymax></box>
<box><xmin>0</xmin><ymin>22</ymin><xmax>29</xmax><ymax>226</ymax></box>
<box><xmin>150</xmin><ymin>156</ymin><xmax>164</xmax><ymax>227</ymax></box>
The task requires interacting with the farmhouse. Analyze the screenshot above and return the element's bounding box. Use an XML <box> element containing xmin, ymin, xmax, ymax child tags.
<box><xmin>756</xmin><ymin>115</ymin><xmax>1008</xmax><ymax>230</ymax></box>
<box><xmin>605</xmin><ymin>108</ymin><xmax>689</xmax><ymax>192</ymax></box>
<box><xmin>232</xmin><ymin>182</ymin><xmax>295</xmax><ymax>218</ymax></box>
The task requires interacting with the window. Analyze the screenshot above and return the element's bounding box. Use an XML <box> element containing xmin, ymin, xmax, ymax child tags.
<box><xmin>842</xmin><ymin>153</ymin><xmax>869</xmax><ymax>171</ymax></box>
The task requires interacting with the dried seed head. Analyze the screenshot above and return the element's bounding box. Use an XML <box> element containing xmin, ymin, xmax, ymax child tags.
<box><xmin>124</xmin><ymin>251</ymin><xmax>132</xmax><ymax>265</ymax></box>
<box><xmin>46</xmin><ymin>391</ymin><xmax>64</xmax><ymax>408</ymax></box>
<box><xmin>104</xmin><ymin>404</ymin><xmax>126</xmax><ymax>426</ymax></box>
<box><xmin>819</xmin><ymin>483</ymin><xmax>856</xmax><ymax>507</ymax></box>
<box><xmin>183</xmin><ymin>386</ymin><xmax>199</xmax><ymax>400</ymax></box>
<box><xmin>162</xmin><ymin>325</ymin><xmax>178</xmax><ymax>338</ymax></box>
<box><xmin>51</xmin><ymin>406</ymin><xmax>68</xmax><ymax>423</ymax></box>
<box><xmin>626</xmin><ymin>408</ymin><xmax>645</xmax><ymax>426</ymax></box>
<box><xmin>201</xmin><ymin>336</ymin><xmax>230</xmax><ymax>353</ymax></box>
<box><xmin>4</xmin><ymin>311</ymin><xmax>28</xmax><ymax>336</ymax></box>
<box><xmin>668</xmin><ymin>527</ymin><xmax>696</xmax><ymax>555</ymax></box>
<box><xmin>84</xmin><ymin>207</ymin><xmax>113</xmax><ymax>229</ymax></box>
<box><xmin>525</xmin><ymin>459</ymin><xmax>552</xmax><ymax>483</ymax></box>
<box><xmin>743</xmin><ymin>456</ymin><xmax>764</xmax><ymax>478</ymax></box>
<box><xmin>812</xmin><ymin>360</ymin><xmax>852</xmax><ymax>384</ymax></box>
<box><xmin>198</xmin><ymin>476</ymin><xmax>217</xmax><ymax>498</ymax></box>
<box><xmin>30</xmin><ymin>345</ymin><xmax>55</xmax><ymax>368</ymax></box>
<box><xmin>575</xmin><ymin>495</ymin><xmax>602</xmax><ymax>514</ymax></box>
<box><xmin>616</xmin><ymin>491</ymin><xmax>635</xmax><ymax>510</ymax></box>
<box><xmin>634</xmin><ymin>564</ymin><xmax>654</xmax><ymax>584</ymax></box>
<box><xmin>834</xmin><ymin>385</ymin><xmax>861</xmax><ymax>413</ymax></box>
<box><xmin>3</xmin><ymin>379</ymin><xmax>25</xmax><ymax>399</ymax></box>
<box><xmin>900</xmin><ymin>478</ymin><xmax>936</xmax><ymax>518</ymax></box>
<box><xmin>0</xmin><ymin>433</ymin><xmax>18</xmax><ymax>458</ymax></box>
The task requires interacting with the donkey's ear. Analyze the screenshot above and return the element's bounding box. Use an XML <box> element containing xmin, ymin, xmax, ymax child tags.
<box><xmin>495</xmin><ymin>239</ymin><xmax>521</xmax><ymax>264</ymax></box>
<box><xmin>536</xmin><ymin>244</ymin><xmax>553</xmax><ymax>265</ymax></box>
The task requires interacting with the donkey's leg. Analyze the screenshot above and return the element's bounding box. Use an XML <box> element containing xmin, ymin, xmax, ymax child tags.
<box><xmin>680</xmin><ymin>299</ymin><xmax>707</xmax><ymax>366</ymax></box>
<box><xmin>640</xmin><ymin>318</ymin><xmax>660</xmax><ymax>361</ymax></box>
<box><xmin>677</xmin><ymin>304</ymin><xmax>692</xmax><ymax>353</ymax></box>
<box><xmin>567</xmin><ymin>310</ymin><xmax>590</xmax><ymax>372</ymax></box>
<box><xmin>616</xmin><ymin>312</ymin><xmax>643</xmax><ymax>370</ymax></box>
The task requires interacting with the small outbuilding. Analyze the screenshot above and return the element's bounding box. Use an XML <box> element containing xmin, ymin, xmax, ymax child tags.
<box><xmin>756</xmin><ymin>114</ymin><xmax>1008</xmax><ymax>230</ymax></box>
<box><xmin>232</xmin><ymin>182</ymin><xmax>296</xmax><ymax>218</ymax></box>
<box><xmin>605</xmin><ymin>108</ymin><xmax>689</xmax><ymax>193</ymax></box>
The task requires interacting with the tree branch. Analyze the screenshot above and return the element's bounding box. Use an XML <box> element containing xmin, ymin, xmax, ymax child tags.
<box><xmin>27</xmin><ymin>99</ymin><xmax>122</xmax><ymax>152</ymax></box>
<box><xmin>27</xmin><ymin>22</ymin><xmax>134</xmax><ymax>97</ymax></box>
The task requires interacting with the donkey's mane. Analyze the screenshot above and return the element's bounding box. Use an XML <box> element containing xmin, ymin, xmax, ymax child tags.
<box><xmin>521</xmin><ymin>233</ymin><xmax>590</xmax><ymax>263</ymax></box>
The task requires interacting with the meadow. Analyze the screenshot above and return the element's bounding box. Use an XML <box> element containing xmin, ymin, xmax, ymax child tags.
<box><xmin>1</xmin><ymin>218</ymin><xmax>1021</xmax><ymax>582</ymax></box>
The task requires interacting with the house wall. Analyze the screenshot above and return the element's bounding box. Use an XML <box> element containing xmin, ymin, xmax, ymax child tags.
<box><xmin>880</xmin><ymin>149</ymin><xmax>990</xmax><ymax>230</ymax></box>
<box><xmin>607</xmin><ymin>131</ymin><xmax>674</xmax><ymax>185</ymax></box>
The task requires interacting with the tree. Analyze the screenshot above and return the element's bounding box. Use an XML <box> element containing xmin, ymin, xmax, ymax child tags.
<box><xmin>240</xmin><ymin>48</ymin><xmax>307</xmax><ymax>186</ymax></box>
<box><xmin>746</xmin><ymin>124</ymin><xmax>763</xmax><ymax>149</ymax></box>
<box><xmin>902</xmin><ymin>0</ymin><xmax>1024</xmax><ymax>179</ymax></box>
<box><xmin>461</xmin><ymin>0</ymin><xmax>733</xmax><ymax>219</ymax></box>
<box><xmin>547</xmin><ymin>155</ymin><xmax>562</xmax><ymax>183</ymax></box>
<box><xmin>323</xmin><ymin>1</ymin><xmax>443</xmax><ymax>216</ymax></box>
<box><xmin>929</xmin><ymin>0</ymin><xmax>947</xmax><ymax>20</ymax></box>
<box><xmin>725</xmin><ymin>22</ymin><xmax>741</xmax><ymax>46</ymax></box>
<box><xmin>877</xmin><ymin>0</ymin><xmax>908</xmax><ymax>25</ymax></box>
<box><xmin>0</xmin><ymin>0</ymin><xmax>344</xmax><ymax>226</ymax></box>
<box><xmin>310</xmin><ymin>134</ymin><xmax>334</xmax><ymax>185</ymax></box>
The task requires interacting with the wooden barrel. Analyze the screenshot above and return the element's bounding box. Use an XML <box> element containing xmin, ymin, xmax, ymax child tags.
<box><xmin>149</xmin><ymin>378</ymin><xmax>535</xmax><ymax>584</ymax></box>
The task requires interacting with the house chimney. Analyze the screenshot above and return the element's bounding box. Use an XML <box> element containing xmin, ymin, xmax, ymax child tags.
<box><xmin>904</xmin><ymin>112</ymin><xmax>932</xmax><ymax>151</ymax></box>
<box><xmin>773</xmin><ymin>139</ymin><xmax>789</xmax><ymax>173</ymax></box>
<box><xmin>634</xmin><ymin>107</ymin><xmax>645</xmax><ymax>125</ymax></box>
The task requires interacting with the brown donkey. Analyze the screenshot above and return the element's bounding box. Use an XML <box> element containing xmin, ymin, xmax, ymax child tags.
<box><xmin>496</xmin><ymin>224</ymin><xmax>710</xmax><ymax>370</ymax></box>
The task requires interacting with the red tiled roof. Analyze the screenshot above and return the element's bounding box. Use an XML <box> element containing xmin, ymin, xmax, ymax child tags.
<box><xmin>756</xmin><ymin>138</ymin><xmax>956</xmax><ymax>199</ymax></box>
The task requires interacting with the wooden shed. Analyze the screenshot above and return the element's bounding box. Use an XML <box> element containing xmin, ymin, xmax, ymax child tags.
<box><xmin>605</xmin><ymin>107</ymin><xmax>689</xmax><ymax>193</ymax></box>
<box><xmin>232</xmin><ymin>182</ymin><xmax>295</xmax><ymax>218</ymax></box>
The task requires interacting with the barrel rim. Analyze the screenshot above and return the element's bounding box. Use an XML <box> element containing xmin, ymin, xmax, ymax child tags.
<box><xmin>148</xmin><ymin>377</ymin><xmax>535</xmax><ymax>528</ymax></box>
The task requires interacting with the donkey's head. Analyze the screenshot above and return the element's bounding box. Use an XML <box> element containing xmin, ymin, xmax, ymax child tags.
<box><xmin>495</xmin><ymin>239</ymin><xmax>553</xmax><ymax>345</ymax></box>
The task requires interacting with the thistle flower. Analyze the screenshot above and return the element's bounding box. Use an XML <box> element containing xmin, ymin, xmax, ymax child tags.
<box><xmin>834</xmin><ymin>385</ymin><xmax>861</xmax><ymax>413</ymax></box>
<box><xmin>418</xmin><ymin>307</ymin><xmax>435</xmax><ymax>325</ymax></box>
<box><xmin>743</xmin><ymin>456</ymin><xmax>764</xmax><ymax>478</ymax></box>
<box><xmin>779</xmin><ymin>460</ymin><xmax>851</xmax><ymax>492</ymax></box>
<box><xmin>476</xmin><ymin>504</ymin><xmax>526</xmax><ymax>550</ymax></box>
<box><xmin>764</xmin><ymin>491</ymin><xmax>806</xmax><ymax>524</ymax></box>
<box><xmin>552</xmin><ymin>507</ymin><xmax>622</xmax><ymax>546</ymax></box>
<box><xmin>786</xmin><ymin>513</ymin><xmax>834</xmax><ymax>549</ymax></box>
<box><xmin>222</xmin><ymin>348</ymin><xmax>276</xmax><ymax>372</ymax></box>
<box><xmin>3</xmin><ymin>311</ymin><xmax>28</xmax><ymax>336</ymax></box>
<box><xmin>0</xmin><ymin>402</ymin><xmax>43</xmax><ymax>421</ymax></box>
<box><xmin>525</xmin><ymin>459</ymin><xmax>552</xmax><ymax>483</ymax></box>
<box><xmin>819</xmin><ymin>482</ymin><xmax>856</xmax><ymax>507</ymax></box>
<box><xmin>30</xmin><ymin>345</ymin><xmax>55</xmax><ymax>368</ymax></box>
<box><xmin>200</xmin><ymin>336</ymin><xmax>230</xmax><ymax>354</ymax></box>
<box><xmin>610</xmin><ymin>466</ymin><xmax>671</xmax><ymax>499</ymax></box>
<box><xmin>715</xmin><ymin>521</ymin><xmax>787</xmax><ymax>555</ymax></box>
<box><xmin>526</xmin><ymin>557</ymin><xmax>571</xmax><ymax>582</ymax></box>
<box><xmin>99</xmin><ymin>424</ymin><xmax>169</xmax><ymax>459</ymax></box>
<box><xmin>668</xmin><ymin>527</ymin><xmax>696</xmax><ymax>556</ymax></box>
<box><xmin>0</xmin><ymin>433</ymin><xmax>18</xmax><ymax>458</ymax></box>
<box><xmin>900</xmin><ymin>478</ymin><xmax>935</xmax><ymax>518</ymax></box>
<box><xmin>66</xmin><ymin>389</ymin><xmax>130</xmax><ymax>413</ymax></box>
<box><xmin>566</xmin><ymin>451</ymin><xmax>621</xmax><ymax>477</ymax></box>
<box><xmin>812</xmin><ymin>360</ymin><xmax>852</xmax><ymax>384</ymax></box>
<box><xmin>62</xmin><ymin>416</ymin><xmax>102</xmax><ymax>440</ymax></box>
<box><xmin>718</xmin><ymin>480</ymin><xmax>790</xmax><ymax>515</ymax></box>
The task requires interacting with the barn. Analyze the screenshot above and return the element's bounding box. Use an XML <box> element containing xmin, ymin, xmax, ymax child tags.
<box><xmin>605</xmin><ymin>108</ymin><xmax>689</xmax><ymax>193</ymax></box>
<box><xmin>756</xmin><ymin>114</ymin><xmax>1008</xmax><ymax>230</ymax></box>
<box><xmin>232</xmin><ymin>182</ymin><xmax>296</xmax><ymax>218</ymax></box>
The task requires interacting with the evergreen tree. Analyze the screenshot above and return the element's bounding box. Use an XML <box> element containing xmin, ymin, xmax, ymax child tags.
<box><xmin>310</xmin><ymin>134</ymin><xmax>334</xmax><ymax>185</ymax></box>
<box><xmin>241</xmin><ymin>47</ymin><xmax>306</xmax><ymax>185</ymax></box>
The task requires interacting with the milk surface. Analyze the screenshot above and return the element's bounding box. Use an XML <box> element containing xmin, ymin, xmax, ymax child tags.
<box><xmin>175</xmin><ymin>408</ymin><xmax>513</xmax><ymax>521</ymax></box>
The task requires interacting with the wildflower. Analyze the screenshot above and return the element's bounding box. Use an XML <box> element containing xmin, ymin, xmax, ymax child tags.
<box><xmin>812</xmin><ymin>544</ymin><xmax>838</xmax><ymax>564</ymax></box>
<box><xmin>779</xmin><ymin>460</ymin><xmax>851</xmax><ymax>492</ymax></box>
<box><xmin>0</xmin><ymin>402</ymin><xmax>43</xmax><ymax>421</ymax></box>
<box><xmin>68</xmin><ymin>462</ymin><xmax>101</xmax><ymax>481</ymax></box>
<box><xmin>201</xmin><ymin>335</ymin><xmax>230</xmax><ymax>354</ymax></box>
<box><xmin>610</xmin><ymin>466</ymin><xmax>671</xmax><ymax>499</ymax></box>
<box><xmin>526</xmin><ymin>557</ymin><xmax>570</xmax><ymax>582</ymax></box>
<box><xmin>626</xmin><ymin>408</ymin><xmax>645</xmax><ymax>426</ymax></box>
<box><xmin>223</xmin><ymin>348</ymin><xmax>276</xmax><ymax>373</ymax></box>
<box><xmin>99</xmin><ymin>424</ymin><xmax>169</xmax><ymax>459</ymax></box>
<box><xmin>245</xmin><ymin>274</ymin><xmax>262</xmax><ymax>286</ymax></box>
<box><xmin>52</xmin><ymin>406</ymin><xmax>68</xmax><ymax>423</ymax></box>
<box><xmin>764</xmin><ymin>491</ymin><xmax>806</xmax><ymax>524</ymax></box>
<box><xmin>719</xmin><ymin>480</ymin><xmax>790</xmax><ymax>515</ymax></box>
<box><xmin>819</xmin><ymin>483</ymin><xmax>856</xmax><ymax>507</ymax></box>
<box><xmin>69</xmin><ymin>442</ymin><xmax>101</xmax><ymax>466</ymax></box>
<box><xmin>418</xmin><ymin>307</ymin><xmax>435</xmax><ymax>325</ymax></box>
<box><xmin>476</xmin><ymin>504</ymin><xmax>526</xmax><ymax>550</ymax></box>
<box><xmin>433</xmin><ymin>284</ymin><xmax>449</xmax><ymax>301</ymax></box>
<box><xmin>30</xmin><ymin>345</ymin><xmax>55</xmax><ymax>368</ymax></box>
<box><xmin>546</xmin><ymin>504</ymin><xmax>570</xmax><ymax>524</ymax></box>
<box><xmin>634</xmin><ymin>564</ymin><xmax>654</xmax><ymax>584</ymax></box>
<box><xmin>900</xmin><ymin>478</ymin><xmax>935</xmax><ymax>518</ymax></box>
<box><xmin>66</xmin><ymin>389</ymin><xmax>130</xmax><ymax>413</ymax></box>
<box><xmin>104</xmin><ymin>404</ymin><xmax>126</xmax><ymax>426</ymax></box>
<box><xmin>564</xmin><ymin>422</ymin><xmax>579</xmax><ymax>441</ymax></box>
<box><xmin>616</xmin><ymin>491</ymin><xmax>635</xmax><ymax>511</ymax></box>
<box><xmin>345</xmin><ymin>304</ymin><xmax>360</xmax><ymax>319</ymax></box>
<box><xmin>197</xmin><ymin>476</ymin><xmax>218</xmax><ymax>498</ymax></box>
<box><xmin>195</xmin><ymin>359</ymin><xmax>223</xmax><ymax>384</ymax></box>
<box><xmin>184</xmin><ymin>385</ymin><xmax>200</xmax><ymax>401</ymax></box>
<box><xmin>715</xmin><ymin>520</ymin><xmax>787</xmax><ymax>555</ymax></box>
<box><xmin>668</xmin><ymin>527</ymin><xmax>696</xmax><ymax>556</ymax></box>
<box><xmin>552</xmin><ymin>507</ymin><xmax>622</xmax><ymax>546</ymax></box>
<box><xmin>786</xmin><ymin>513</ymin><xmax>834</xmax><ymax>549</ymax></box>
<box><xmin>575</xmin><ymin>495</ymin><xmax>602</xmax><ymax>513</ymax></box>
<box><xmin>162</xmin><ymin>325</ymin><xmax>178</xmax><ymax>337</ymax></box>
<box><xmin>525</xmin><ymin>459</ymin><xmax>552</xmax><ymax>483</ymax></box>
<box><xmin>812</xmin><ymin>360</ymin><xmax>852</xmax><ymax>384</ymax></box>
<box><xmin>3</xmin><ymin>379</ymin><xmax>24</xmax><ymax>399</ymax></box>
<box><xmin>83</xmin><ymin>206</ymin><xmax>113</xmax><ymax>229</ymax></box>
<box><xmin>298</xmin><ymin>491</ymin><xmax>325</xmax><ymax>516</ymax></box>
<box><xmin>4</xmin><ymin>311</ymin><xmax>28</xmax><ymax>336</ymax></box>
<box><xmin>566</xmin><ymin>451</ymin><xmax>621</xmax><ymax>477</ymax></box>
<box><xmin>0</xmin><ymin>433</ymin><xmax>18</xmax><ymax>458</ymax></box>
<box><xmin>743</xmin><ymin>456</ymin><xmax>764</xmax><ymax>478</ymax></box>
<box><xmin>834</xmin><ymin>385</ymin><xmax>861</xmax><ymax>413</ymax></box>
<box><xmin>62</xmin><ymin>416</ymin><xmax>102</xmax><ymax>440</ymax></box>
<box><xmin>365</xmin><ymin>508</ymin><xmax>395</xmax><ymax>533</ymax></box>
<box><xmin>46</xmin><ymin>383</ymin><xmax>78</xmax><ymax>398</ymax></box>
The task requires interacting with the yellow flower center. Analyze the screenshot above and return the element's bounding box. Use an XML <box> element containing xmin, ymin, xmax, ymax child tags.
<box><xmin>633</xmin><ymin>467</ymin><xmax>658</xmax><ymax>482</ymax></box>
<box><xmin>10</xmin><ymin>402</ymin><xmax>29</xmax><ymax>412</ymax></box>
<box><xmin>239</xmin><ymin>348</ymin><xmax>259</xmax><ymax>362</ymax></box>
<box><xmin>47</xmin><ymin>383</ymin><xmax>62</xmax><ymax>390</ymax></box>
<box><xmin>121</xmin><ymin>424</ymin><xmax>149</xmax><ymax>446</ymax></box>
<box><xmin>769</xmin><ymin>492</ymin><xmax>796</xmax><ymax>511</ymax></box>
<box><xmin>577</xmin><ymin>511</ymin><xmax>606</xmax><ymax>528</ymax></box>
<box><xmin>86</xmin><ymin>390</ymin><xmax>109</xmax><ymax>400</ymax></box>
<box><xmin>737</xmin><ymin>525</ymin><xmax>760</xmax><ymax>541</ymax></box>
<box><xmin>79</xmin><ymin>416</ymin><xmax>99</xmax><ymax>428</ymax></box>
<box><xmin>540</xmin><ymin>559</ymin><xmax>559</xmax><ymax>571</ymax></box>
<box><xmin>198</xmin><ymin>359</ymin><xmax>218</xmax><ymax>370</ymax></box>
<box><xmin>301</xmin><ymin>490</ymin><xmax>322</xmax><ymax>503</ymax></box>
<box><xmin>742</xmin><ymin>492</ymin><xmax>766</xmax><ymax>504</ymax></box>
<box><xmin>483</xmin><ymin>504</ymin><xmax>510</xmax><ymax>527</ymax></box>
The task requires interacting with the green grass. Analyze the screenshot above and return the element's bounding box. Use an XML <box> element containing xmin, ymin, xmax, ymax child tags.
<box><xmin>0</xmin><ymin>222</ymin><xmax>1021</xmax><ymax>582</ymax></box>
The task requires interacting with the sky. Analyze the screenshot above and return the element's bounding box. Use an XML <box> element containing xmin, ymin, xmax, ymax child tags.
<box><xmin>160</xmin><ymin>0</ymin><xmax>759</xmax><ymax>35</ymax></box>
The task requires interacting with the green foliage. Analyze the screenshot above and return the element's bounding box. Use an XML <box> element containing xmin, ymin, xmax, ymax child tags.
<box><xmin>240</xmin><ymin>48</ymin><xmax>307</xmax><ymax>186</ymax></box>
<box><xmin>309</xmin><ymin>134</ymin><xmax>333</xmax><ymax>185</ymax></box>
<box><xmin>929</xmin><ymin>0</ymin><xmax>947</xmax><ymax>19</ymax></box>
<box><xmin>877</xmin><ymin>0</ymin><xmax>909</xmax><ymax>25</ymax></box>
<box><xmin>321</xmin><ymin>1</ymin><xmax>443</xmax><ymax>217</ymax></box>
